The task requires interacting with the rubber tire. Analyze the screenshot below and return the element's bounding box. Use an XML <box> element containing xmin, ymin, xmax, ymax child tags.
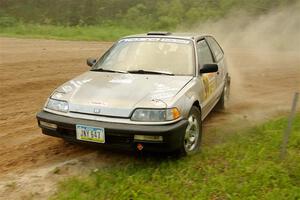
<box><xmin>216</xmin><ymin>76</ymin><xmax>230</xmax><ymax>111</ymax></box>
<box><xmin>178</xmin><ymin>106</ymin><xmax>202</xmax><ymax>156</ymax></box>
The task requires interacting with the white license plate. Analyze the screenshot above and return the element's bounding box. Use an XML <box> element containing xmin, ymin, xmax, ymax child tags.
<box><xmin>76</xmin><ymin>124</ymin><xmax>105</xmax><ymax>143</ymax></box>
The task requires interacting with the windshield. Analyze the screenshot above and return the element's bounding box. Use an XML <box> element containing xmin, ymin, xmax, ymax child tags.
<box><xmin>92</xmin><ymin>38</ymin><xmax>195</xmax><ymax>75</ymax></box>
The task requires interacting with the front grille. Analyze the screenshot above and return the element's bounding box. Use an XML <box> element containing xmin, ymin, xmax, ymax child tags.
<box><xmin>69</xmin><ymin>111</ymin><xmax>128</xmax><ymax>119</ymax></box>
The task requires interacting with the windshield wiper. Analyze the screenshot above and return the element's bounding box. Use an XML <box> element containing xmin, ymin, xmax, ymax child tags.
<box><xmin>91</xmin><ymin>68</ymin><xmax>126</xmax><ymax>74</ymax></box>
<box><xmin>127</xmin><ymin>69</ymin><xmax>174</xmax><ymax>76</ymax></box>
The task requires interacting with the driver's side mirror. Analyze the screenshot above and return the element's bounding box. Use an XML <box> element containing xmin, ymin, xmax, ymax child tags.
<box><xmin>199</xmin><ymin>64</ymin><xmax>218</xmax><ymax>74</ymax></box>
<box><xmin>87</xmin><ymin>58</ymin><xmax>97</xmax><ymax>67</ymax></box>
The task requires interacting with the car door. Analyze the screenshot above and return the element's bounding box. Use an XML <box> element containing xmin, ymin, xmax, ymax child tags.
<box><xmin>206</xmin><ymin>36</ymin><xmax>226</xmax><ymax>91</ymax></box>
<box><xmin>196</xmin><ymin>39</ymin><xmax>218</xmax><ymax>116</ymax></box>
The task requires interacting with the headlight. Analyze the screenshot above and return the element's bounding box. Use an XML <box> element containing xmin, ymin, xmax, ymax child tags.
<box><xmin>46</xmin><ymin>99</ymin><xmax>69</xmax><ymax>112</ymax></box>
<box><xmin>131</xmin><ymin>108</ymin><xmax>180</xmax><ymax>122</ymax></box>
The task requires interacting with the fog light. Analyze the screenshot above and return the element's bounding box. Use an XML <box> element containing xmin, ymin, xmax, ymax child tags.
<box><xmin>39</xmin><ymin>121</ymin><xmax>57</xmax><ymax>129</ymax></box>
<box><xmin>134</xmin><ymin>135</ymin><xmax>163</xmax><ymax>142</ymax></box>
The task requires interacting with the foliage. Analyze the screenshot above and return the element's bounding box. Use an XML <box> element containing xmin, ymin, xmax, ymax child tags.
<box><xmin>1</xmin><ymin>0</ymin><xmax>298</xmax><ymax>41</ymax></box>
<box><xmin>0</xmin><ymin>0</ymin><xmax>297</xmax><ymax>28</ymax></box>
<box><xmin>52</xmin><ymin>115</ymin><xmax>300</xmax><ymax>200</ymax></box>
<box><xmin>0</xmin><ymin>24</ymin><xmax>144</xmax><ymax>41</ymax></box>
<box><xmin>0</xmin><ymin>16</ymin><xmax>17</xmax><ymax>27</ymax></box>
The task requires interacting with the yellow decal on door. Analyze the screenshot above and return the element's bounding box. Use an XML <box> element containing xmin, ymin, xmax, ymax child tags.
<box><xmin>202</xmin><ymin>73</ymin><xmax>217</xmax><ymax>99</ymax></box>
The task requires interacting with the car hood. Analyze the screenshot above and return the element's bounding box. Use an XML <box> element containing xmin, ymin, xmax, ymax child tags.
<box><xmin>55</xmin><ymin>72</ymin><xmax>192</xmax><ymax>118</ymax></box>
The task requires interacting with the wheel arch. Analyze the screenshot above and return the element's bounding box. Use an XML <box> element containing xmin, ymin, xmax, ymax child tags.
<box><xmin>192</xmin><ymin>100</ymin><xmax>202</xmax><ymax>116</ymax></box>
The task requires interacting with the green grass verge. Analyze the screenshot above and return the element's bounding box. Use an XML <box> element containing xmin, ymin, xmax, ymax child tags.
<box><xmin>53</xmin><ymin>115</ymin><xmax>300</xmax><ymax>200</ymax></box>
<box><xmin>0</xmin><ymin>24</ymin><xmax>147</xmax><ymax>41</ymax></box>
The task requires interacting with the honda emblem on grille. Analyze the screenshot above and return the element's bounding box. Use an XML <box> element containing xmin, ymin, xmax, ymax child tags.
<box><xmin>94</xmin><ymin>108</ymin><xmax>101</xmax><ymax>113</ymax></box>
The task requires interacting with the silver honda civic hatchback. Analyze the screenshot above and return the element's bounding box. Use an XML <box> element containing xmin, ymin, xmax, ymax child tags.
<box><xmin>37</xmin><ymin>32</ymin><xmax>230</xmax><ymax>155</ymax></box>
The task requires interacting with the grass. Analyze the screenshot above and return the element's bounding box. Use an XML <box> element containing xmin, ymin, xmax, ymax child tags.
<box><xmin>52</xmin><ymin>115</ymin><xmax>300</xmax><ymax>200</ymax></box>
<box><xmin>0</xmin><ymin>24</ymin><xmax>147</xmax><ymax>41</ymax></box>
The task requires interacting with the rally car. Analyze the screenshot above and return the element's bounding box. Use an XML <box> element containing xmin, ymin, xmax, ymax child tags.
<box><xmin>36</xmin><ymin>32</ymin><xmax>230</xmax><ymax>155</ymax></box>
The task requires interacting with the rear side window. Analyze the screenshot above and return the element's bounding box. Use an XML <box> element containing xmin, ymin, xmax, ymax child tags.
<box><xmin>197</xmin><ymin>39</ymin><xmax>214</xmax><ymax>65</ymax></box>
<box><xmin>206</xmin><ymin>37</ymin><xmax>223</xmax><ymax>62</ymax></box>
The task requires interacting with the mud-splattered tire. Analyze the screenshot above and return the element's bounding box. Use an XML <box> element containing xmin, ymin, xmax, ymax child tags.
<box><xmin>178</xmin><ymin>106</ymin><xmax>202</xmax><ymax>156</ymax></box>
<box><xmin>216</xmin><ymin>76</ymin><xmax>230</xmax><ymax>110</ymax></box>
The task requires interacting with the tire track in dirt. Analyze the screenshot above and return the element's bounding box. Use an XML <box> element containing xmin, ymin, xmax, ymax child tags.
<box><xmin>0</xmin><ymin>38</ymin><xmax>114</xmax><ymax>176</ymax></box>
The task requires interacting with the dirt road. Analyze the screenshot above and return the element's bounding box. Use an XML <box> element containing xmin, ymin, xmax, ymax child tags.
<box><xmin>0</xmin><ymin>37</ymin><xmax>299</xmax><ymax>199</ymax></box>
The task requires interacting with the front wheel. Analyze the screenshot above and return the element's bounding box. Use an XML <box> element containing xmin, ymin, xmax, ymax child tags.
<box><xmin>178</xmin><ymin>106</ymin><xmax>202</xmax><ymax>156</ymax></box>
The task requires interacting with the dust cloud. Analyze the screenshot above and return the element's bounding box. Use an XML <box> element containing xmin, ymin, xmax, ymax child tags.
<box><xmin>192</xmin><ymin>2</ymin><xmax>300</xmax><ymax>51</ymax></box>
<box><xmin>183</xmin><ymin>3</ymin><xmax>300</xmax><ymax>121</ymax></box>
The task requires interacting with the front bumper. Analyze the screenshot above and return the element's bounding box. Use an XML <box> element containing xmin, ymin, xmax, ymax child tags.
<box><xmin>36</xmin><ymin>111</ymin><xmax>188</xmax><ymax>152</ymax></box>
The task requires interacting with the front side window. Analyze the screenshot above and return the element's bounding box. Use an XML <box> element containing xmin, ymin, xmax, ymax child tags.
<box><xmin>197</xmin><ymin>39</ymin><xmax>214</xmax><ymax>66</ymax></box>
<box><xmin>206</xmin><ymin>37</ymin><xmax>223</xmax><ymax>62</ymax></box>
<box><xmin>93</xmin><ymin>38</ymin><xmax>195</xmax><ymax>76</ymax></box>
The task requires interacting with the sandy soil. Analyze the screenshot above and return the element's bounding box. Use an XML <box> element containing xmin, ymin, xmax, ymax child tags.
<box><xmin>0</xmin><ymin>37</ymin><xmax>299</xmax><ymax>199</ymax></box>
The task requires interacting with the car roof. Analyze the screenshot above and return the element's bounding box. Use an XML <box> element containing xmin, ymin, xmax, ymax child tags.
<box><xmin>122</xmin><ymin>32</ymin><xmax>213</xmax><ymax>41</ymax></box>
